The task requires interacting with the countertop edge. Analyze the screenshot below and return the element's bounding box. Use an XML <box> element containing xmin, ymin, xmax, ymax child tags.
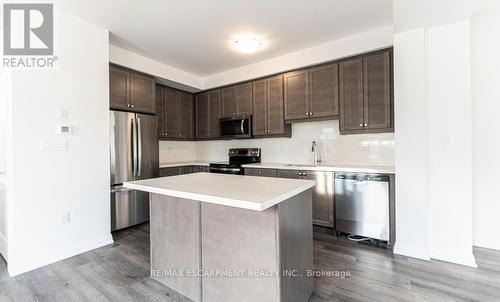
<box><xmin>123</xmin><ymin>180</ymin><xmax>315</xmax><ymax>211</ymax></box>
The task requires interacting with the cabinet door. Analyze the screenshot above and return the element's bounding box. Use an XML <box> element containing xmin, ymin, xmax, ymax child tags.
<box><xmin>221</xmin><ymin>86</ymin><xmax>237</xmax><ymax>118</ymax></box>
<box><xmin>363</xmin><ymin>51</ymin><xmax>392</xmax><ymax>130</ymax></box>
<box><xmin>130</xmin><ymin>72</ymin><xmax>155</xmax><ymax>114</ymax></box>
<box><xmin>236</xmin><ymin>82</ymin><xmax>253</xmax><ymax>116</ymax></box>
<box><xmin>302</xmin><ymin>171</ymin><xmax>334</xmax><ymax>228</ymax></box>
<box><xmin>208</xmin><ymin>90</ymin><xmax>221</xmax><ymax>137</ymax></box>
<box><xmin>195</xmin><ymin>93</ymin><xmax>209</xmax><ymax>138</ymax></box>
<box><xmin>162</xmin><ymin>87</ymin><xmax>180</xmax><ymax>138</ymax></box>
<box><xmin>267</xmin><ymin>76</ymin><xmax>285</xmax><ymax>135</ymax></box>
<box><xmin>339</xmin><ymin>58</ymin><xmax>364</xmax><ymax>131</ymax></box>
<box><xmin>284</xmin><ymin>70</ymin><xmax>309</xmax><ymax>120</ymax></box>
<box><xmin>179</xmin><ymin>92</ymin><xmax>193</xmax><ymax>139</ymax></box>
<box><xmin>309</xmin><ymin>63</ymin><xmax>339</xmax><ymax>117</ymax></box>
<box><xmin>252</xmin><ymin>79</ymin><xmax>268</xmax><ymax>136</ymax></box>
<box><xmin>109</xmin><ymin>66</ymin><xmax>130</xmax><ymax>111</ymax></box>
<box><xmin>156</xmin><ymin>86</ymin><xmax>166</xmax><ymax>138</ymax></box>
<box><xmin>179</xmin><ymin>166</ymin><xmax>193</xmax><ymax>175</ymax></box>
<box><xmin>277</xmin><ymin>169</ymin><xmax>302</xmax><ymax>179</ymax></box>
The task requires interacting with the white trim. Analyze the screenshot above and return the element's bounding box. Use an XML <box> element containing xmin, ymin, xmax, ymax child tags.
<box><xmin>430</xmin><ymin>251</ymin><xmax>478</xmax><ymax>268</ymax></box>
<box><xmin>473</xmin><ymin>242</ymin><xmax>500</xmax><ymax>252</ymax></box>
<box><xmin>0</xmin><ymin>232</ymin><xmax>7</xmax><ymax>262</ymax></box>
<box><xmin>393</xmin><ymin>245</ymin><xmax>431</xmax><ymax>261</ymax></box>
<box><xmin>7</xmin><ymin>234</ymin><xmax>113</xmax><ymax>277</ymax></box>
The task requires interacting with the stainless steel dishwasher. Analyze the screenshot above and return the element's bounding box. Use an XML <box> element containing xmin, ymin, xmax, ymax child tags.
<box><xmin>334</xmin><ymin>174</ymin><xmax>390</xmax><ymax>242</ymax></box>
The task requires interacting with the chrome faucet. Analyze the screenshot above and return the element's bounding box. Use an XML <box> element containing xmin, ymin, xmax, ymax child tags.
<box><xmin>312</xmin><ymin>141</ymin><xmax>320</xmax><ymax>166</ymax></box>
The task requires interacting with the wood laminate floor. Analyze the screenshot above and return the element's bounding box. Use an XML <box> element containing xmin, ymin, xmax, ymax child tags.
<box><xmin>0</xmin><ymin>223</ymin><xmax>499</xmax><ymax>302</ymax></box>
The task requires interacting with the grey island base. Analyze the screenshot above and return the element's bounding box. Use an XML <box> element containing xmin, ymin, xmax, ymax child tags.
<box><xmin>124</xmin><ymin>173</ymin><xmax>316</xmax><ymax>302</ymax></box>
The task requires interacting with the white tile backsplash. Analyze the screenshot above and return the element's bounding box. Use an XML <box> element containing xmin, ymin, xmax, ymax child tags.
<box><xmin>159</xmin><ymin>120</ymin><xmax>395</xmax><ymax>166</ymax></box>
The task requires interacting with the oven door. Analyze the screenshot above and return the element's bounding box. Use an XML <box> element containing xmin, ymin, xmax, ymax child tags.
<box><xmin>219</xmin><ymin>116</ymin><xmax>252</xmax><ymax>139</ymax></box>
<box><xmin>209</xmin><ymin>166</ymin><xmax>243</xmax><ymax>175</ymax></box>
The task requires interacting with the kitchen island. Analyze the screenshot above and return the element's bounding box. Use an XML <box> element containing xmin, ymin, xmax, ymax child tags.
<box><xmin>124</xmin><ymin>172</ymin><xmax>315</xmax><ymax>302</ymax></box>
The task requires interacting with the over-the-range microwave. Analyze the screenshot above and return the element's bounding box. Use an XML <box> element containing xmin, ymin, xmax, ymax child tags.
<box><xmin>219</xmin><ymin>115</ymin><xmax>252</xmax><ymax>139</ymax></box>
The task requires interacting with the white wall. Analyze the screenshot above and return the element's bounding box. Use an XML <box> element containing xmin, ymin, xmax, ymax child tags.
<box><xmin>393</xmin><ymin>28</ymin><xmax>430</xmax><ymax>260</ymax></box>
<box><xmin>0</xmin><ymin>70</ymin><xmax>10</xmax><ymax>260</ymax></box>
<box><xmin>109</xmin><ymin>45</ymin><xmax>202</xmax><ymax>91</ymax></box>
<box><xmin>0</xmin><ymin>71</ymin><xmax>9</xmax><ymax>174</ymax></box>
<box><xmin>6</xmin><ymin>10</ymin><xmax>112</xmax><ymax>276</ymax></box>
<box><xmin>203</xmin><ymin>26</ymin><xmax>393</xmax><ymax>89</ymax></box>
<box><xmin>426</xmin><ymin>21</ymin><xmax>475</xmax><ymax>266</ymax></box>
<box><xmin>159</xmin><ymin>120</ymin><xmax>395</xmax><ymax>167</ymax></box>
<box><xmin>471</xmin><ymin>9</ymin><xmax>500</xmax><ymax>250</ymax></box>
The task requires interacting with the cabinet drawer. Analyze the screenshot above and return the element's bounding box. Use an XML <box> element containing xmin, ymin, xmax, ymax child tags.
<box><xmin>244</xmin><ymin>168</ymin><xmax>277</xmax><ymax>178</ymax></box>
<box><xmin>159</xmin><ymin>166</ymin><xmax>193</xmax><ymax>177</ymax></box>
<box><xmin>193</xmin><ymin>165</ymin><xmax>209</xmax><ymax>173</ymax></box>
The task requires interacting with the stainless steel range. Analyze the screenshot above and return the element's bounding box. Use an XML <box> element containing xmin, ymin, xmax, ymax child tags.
<box><xmin>209</xmin><ymin>148</ymin><xmax>261</xmax><ymax>174</ymax></box>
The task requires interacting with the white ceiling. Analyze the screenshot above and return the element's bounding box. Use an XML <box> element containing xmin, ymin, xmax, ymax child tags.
<box><xmin>55</xmin><ymin>0</ymin><xmax>393</xmax><ymax>76</ymax></box>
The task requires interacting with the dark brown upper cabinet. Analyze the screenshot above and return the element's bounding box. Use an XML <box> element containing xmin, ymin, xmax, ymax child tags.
<box><xmin>195</xmin><ymin>92</ymin><xmax>209</xmax><ymax>138</ymax></box>
<box><xmin>195</xmin><ymin>90</ymin><xmax>221</xmax><ymax>139</ymax></box>
<box><xmin>339</xmin><ymin>50</ymin><xmax>393</xmax><ymax>134</ymax></box>
<box><xmin>158</xmin><ymin>85</ymin><xmax>193</xmax><ymax>140</ymax></box>
<box><xmin>252</xmin><ymin>75</ymin><xmax>291</xmax><ymax>137</ymax></box>
<box><xmin>309</xmin><ymin>63</ymin><xmax>339</xmax><ymax>117</ymax></box>
<box><xmin>221</xmin><ymin>83</ymin><xmax>253</xmax><ymax>117</ymax></box>
<box><xmin>284</xmin><ymin>65</ymin><xmax>339</xmax><ymax>121</ymax></box>
<box><xmin>284</xmin><ymin>70</ymin><xmax>309</xmax><ymax>120</ymax></box>
<box><xmin>109</xmin><ymin>64</ymin><xmax>155</xmax><ymax>114</ymax></box>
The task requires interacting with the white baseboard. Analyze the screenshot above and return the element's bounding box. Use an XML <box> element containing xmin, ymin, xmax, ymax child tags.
<box><xmin>393</xmin><ymin>245</ymin><xmax>430</xmax><ymax>261</ymax></box>
<box><xmin>473</xmin><ymin>241</ymin><xmax>500</xmax><ymax>252</ymax></box>
<box><xmin>7</xmin><ymin>233</ymin><xmax>114</xmax><ymax>277</ymax></box>
<box><xmin>0</xmin><ymin>232</ymin><xmax>7</xmax><ymax>262</ymax></box>
<box><xmin>430</xmin><ymin>251</ymin><xmax>478</xmax><ymax>268</ymax></box>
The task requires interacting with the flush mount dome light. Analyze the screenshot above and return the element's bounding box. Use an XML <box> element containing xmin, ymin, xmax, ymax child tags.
<box><xmin>234</xmin><ymin>38</ymin><xmax>262</xmax><ymax>54</ymax></box>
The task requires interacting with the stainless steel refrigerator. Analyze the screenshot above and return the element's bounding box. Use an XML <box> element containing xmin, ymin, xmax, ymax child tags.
<box><xmin>110</xmin><ymin>111</ymin><xmax>158</xmax><ymax>231</ymax></box>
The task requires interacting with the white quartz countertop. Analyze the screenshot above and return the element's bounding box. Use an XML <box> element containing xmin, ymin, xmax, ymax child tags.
<box><xmin>242</xmin><ymin>163</ymin><xmax>395</xmax><ymax>174</ymax></box>
<box><xmin>159</xmin><ymin>161</ymin><xmax>210</xmax><ymax>168</ymax></box>
<box><xmin>124</xmin><ymin>172</ymin><xmax>315</xmax><ymax>211</ymax></box>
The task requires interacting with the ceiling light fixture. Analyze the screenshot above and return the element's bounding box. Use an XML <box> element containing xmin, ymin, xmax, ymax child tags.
<box><xmin>234</xmin><ymin>38</ymin><xmax>262</xmax><ymax>54</ymax></box>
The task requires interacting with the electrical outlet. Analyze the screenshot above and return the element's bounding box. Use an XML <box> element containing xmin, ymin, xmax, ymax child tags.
<box><xmin>59</xmin><ymin>212</ymin><xmax>70</xmax><ymax>225</ymax></box>
<box><xmin>40</xmin><ymin>139</ymin><xmax>68</xmax><ymax>151</ymax></box>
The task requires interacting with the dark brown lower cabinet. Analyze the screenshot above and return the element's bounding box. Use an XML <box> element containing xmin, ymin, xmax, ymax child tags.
<box><xmin>159</xmin><ymin>166</ymin><xmax>193</xmax><ymax>177</ymax></box>
<box><xmin>277</xmin><ymin>169</ymin><xmax>334</xmax><ymax>228</ymax></box>
<box><xmin>193</xmin><ymin>165</ymin><xmax>209</xmax><ymax>173</ymax></box>
<box><xmin>244</xmin><ymin>168</ymin><xmax>277</xmax><ymax>177</ymax></box>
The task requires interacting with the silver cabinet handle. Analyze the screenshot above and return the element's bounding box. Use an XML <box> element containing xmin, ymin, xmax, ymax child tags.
<box><xmin>310</xmin><ymin>112</ymin><xmax>313</xmax><ymax>116</ymax></box>
<box><xmin>240</xmin><ymin>118</ymin><xmax>245</xmax><ymax>134</ymax></box>
<box><xmin>306</xmin><ymin>112</ymin><xmax>309</xmax><ymax>116</ymax></box>
<box><xmin>359</xmin><ymin>123</ymin><xmax>363</xmax><ymax>127</ymax></box>
<box><xmin>131</xmin><ymin>104</ymin><xmax>134</xmax><ymax>108</ymax></box>
<box><xmin>136</xmin><ymin>117</ymin><xmax>142</xmax><ymax>177</ymax></box>
<box><xmin>364</xmin><ymin>123</ymin><xmax>368</xmax><ymax>127</ymax></box>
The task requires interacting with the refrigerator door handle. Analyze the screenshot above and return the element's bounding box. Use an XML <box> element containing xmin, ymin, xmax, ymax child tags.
<box><xmin>131</xmin><ymin>117</ymin><xmax>137</xmax><ymax>178</ymax></box>
<box><xmin>137</xmin><ymin>117</ymin><xmax>142</xmax><ymax>178</ymax></box>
